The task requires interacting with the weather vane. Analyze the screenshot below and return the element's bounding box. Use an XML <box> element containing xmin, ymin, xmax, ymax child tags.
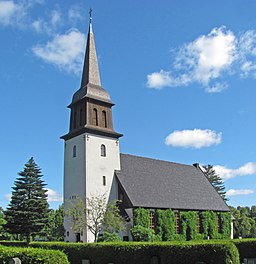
<box><xmin>89</xmin><ymin>8</ymin><xmax>92</xmax><ymax>20</ymax></box>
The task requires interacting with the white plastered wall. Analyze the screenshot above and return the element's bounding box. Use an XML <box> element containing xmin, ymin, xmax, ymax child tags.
<box><xmin>85</xmin><ymin>133</ymin><xmax>120</xmax><ymax>242</ymax></box>
<box><xmin>63</xmin><ymin>132</ymin><xmax>120</xmax><ymax>242</ymax></box>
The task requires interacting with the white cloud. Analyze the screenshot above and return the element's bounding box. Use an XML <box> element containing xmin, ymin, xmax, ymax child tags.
<box><xmin>0</xmin><ymin>1</ymin><xmax>25</xmax><ymax>26</ymax></box>
<box><xmin>226</xmin><ymin>189</ymin><xmax>255</xmax><ymax>196</ymax></box>
<box><xmin>165</xmin><ymin>128</ymin><xmax>222</xmax><ymax>149</ymax></box>
<box><xmin>214</xmin><ymin>162</ymin><xmax>256</xmax><ymax>181</ymax></box>
<box><xmin>68</xmin><ymin>6</ymin><xmax>83</xmax><ymax>24</ymax></box>
<box><xmin>205</xmin><ymin>82</ymin><xmax>228</xmax><ymax>93</ymax></box>
<box><xmin>50</xmin><ymin>10</ymin><xmax>61</xmax><ymax>27</ymax></box>
<box><xmin>4</xmin><ymin>193</ymin><xmax>11</xmax><ymax>201</ymax></box>
<box><xmin>46</xmin><ymin>188</ymin><xmax>63</xmax><ymax>202</ymax></box>
<box><xmin>32</xmin><ymin>29</ymin><xmax>86</xmax><ymax>74</ymax></box>
<box><xmin>147</xmin><ymin>26</ymin><xmax>256</xmax><ymax>92</ymax></box>
<box><xmin>147</xmin><ymin>70</ymin><xmax>173</xmax><ymax>89</ymax></box>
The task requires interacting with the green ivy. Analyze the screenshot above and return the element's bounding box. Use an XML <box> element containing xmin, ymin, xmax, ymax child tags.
<box><xmin>220</xmin><ymin>212</ymin><xmax>231</xmax><ymax>238</ymax></box>
<box><xmin>133</xmin><ymin>208</ymin><xmax>231</xmax><ymax>242</ymax></box>
<box><xmin>133</xmin><ymin>208</ymin><xmax>150</xmax><ymax>228</ymax></box>
<box><xmin>156</xmin><ymin>209</ymin><xmax>175</xmax><ymax>241</ymax></box>
<box><xmin>180</xmin><ymin>211</ymin><xmax>198</xmax><ymax>240</ymax></box>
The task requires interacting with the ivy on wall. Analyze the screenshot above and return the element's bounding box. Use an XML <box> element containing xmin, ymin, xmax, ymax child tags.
<box><xmin>156</xmin><ymin>209</ymin><xmax>175</xmax><ymax>241</ymax></box>
<box><xmin>133</xmin><ymin>208</ymin><xmax>150</xmax><ymax>228</ymax></box>
<box><xmin>133</xmin><ymin>208</ymin><xmax>231</xmax><ymax>241</ymax></box>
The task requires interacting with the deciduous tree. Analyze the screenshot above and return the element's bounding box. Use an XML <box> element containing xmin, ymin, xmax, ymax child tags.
<box><xmin>66</xmin><ymin>194</ymin><xmax>124</xmax><ymax>242</ymax></box>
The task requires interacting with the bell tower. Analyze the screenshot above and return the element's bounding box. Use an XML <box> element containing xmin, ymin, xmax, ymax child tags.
<box><xmin>61</xmin><ymin>13</ymin><xmax>122</xmax><ymax>243</ymax></box>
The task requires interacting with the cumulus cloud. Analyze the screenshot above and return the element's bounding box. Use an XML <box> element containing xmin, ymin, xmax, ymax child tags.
<box><xmin>147</xmin><ymin>26</ymin><xmax>256</xmax><ymax>92</ymax></box>
<box><xmin>214</xmin><ymin>162</ymin><xmax>256</xmax><ymax>181</ymax></box>
<box><xmin>46</xmin><ymin>188</ymin><xmax>63</xmax><ymax>202</ymax></box>
<box><xmin>226</xmin><ymin>189</ymin><xmax>255</xmax><ymax>196</ymax></box>
<box><xmin>165</xmin><ymin>129</ymin><xmax>222</xmax><ymax>149</ymax></box>
<box><xmin>32</xmin><ymin>29</ymin><xmax>86</xmax><ymax>74</ymax></box>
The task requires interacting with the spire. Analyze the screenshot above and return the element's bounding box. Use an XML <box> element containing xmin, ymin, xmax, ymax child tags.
<box><xmin>80</xmin><ymin>9</ymin><xmax>101</xmax><ymax>88</ymax></box>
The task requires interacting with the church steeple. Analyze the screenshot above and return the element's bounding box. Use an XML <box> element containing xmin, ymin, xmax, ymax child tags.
<box><xmin>61</xmin><ymin>12</ymin><xmax>122</xmax><ymax>140</ymax></box>
<box><xmin>80</xmin><ymin>11</ymin><xmax>101</xmax><ymax>88</ymax></box>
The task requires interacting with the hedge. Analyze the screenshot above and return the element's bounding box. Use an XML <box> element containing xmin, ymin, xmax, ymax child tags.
<box><xmin>0</xmin><ymin>245</ymin><xmax>69</xmax><ymax>264</ymax></box>
<box><xmin>30</xmin><ymin>241</ymin><xmax>239</xmax><ymax>264</ymax></box>
<box><xmin>0</xmin><ymin>241</ymin><xmax>28</xmax><ymax>247</ymax></box>
<box><xmin>233</xmin><ymin>238</ymin><xmax>256</xmax><ymax>263</ymax></box>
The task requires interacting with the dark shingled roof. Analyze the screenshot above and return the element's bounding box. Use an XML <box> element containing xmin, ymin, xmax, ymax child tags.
<box><xmin>115</xmin><ymin>154</ymin><xmax>229</xmax><ymax>212</ymax></box>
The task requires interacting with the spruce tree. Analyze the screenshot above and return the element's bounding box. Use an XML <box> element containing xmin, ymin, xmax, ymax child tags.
<box><xmin>5</xmin><ymin>157</ymin><xmax>49</xmax><ymax>243</ymax></box>
<box><xmin>203</xmin><ymin>164</ymin><xmax>228</xmax><ymax>202</ymax></box>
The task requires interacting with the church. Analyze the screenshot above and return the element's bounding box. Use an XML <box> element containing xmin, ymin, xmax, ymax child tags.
<box><xmin>61</xmin><ymin>16</ymin><xmax>230</xmax><ymax>243</ymax></box>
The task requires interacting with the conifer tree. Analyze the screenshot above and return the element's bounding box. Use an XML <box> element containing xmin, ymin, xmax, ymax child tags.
<box><xmin>5</xmin><ymin>157</ymin><xmax>49</xmax><ymax>243</ymax></box>
<box><xmin>203</xmin><ymin>164</ymin><xmax>228</xmax><ymax>202</ymax></box>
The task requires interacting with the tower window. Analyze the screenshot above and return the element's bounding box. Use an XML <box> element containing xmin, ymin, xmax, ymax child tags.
<box><xmin>74</xmin><ymin>111</ymin><xmax>77</xmax><ymax>129</ymax></box>
<box><xmin>101</xmin><ymin>144</ymin><xmax>106</xmax><ymax>157</ymax></box>
<box><xmin>92</xmin><ymin>108</ymin><xmax>98</xmax><ymax>126</ymax></box>
<box><xmin>80</xmin><ymin>108</ymin><xmax>83</xmax><ymax>126</ymax></box>
<box><xmin>102</xmin><ymin>110</ymin><xmax>107</xmax><ymax>128</ymax></box>
<box><xmin>73</xmin><ymin>145</ymin><xmax>77</xmax><ymax>158</ymax></box>
<box><xmin>103</xmin><ymin>176</ymin><xmax>106</xmax><ymax>186</ymax></box>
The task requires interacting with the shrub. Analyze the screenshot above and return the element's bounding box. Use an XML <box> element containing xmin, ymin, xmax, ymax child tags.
<box><xmin>97</xmin><ymin>232</ymin><xmax>121</xmax><ymax>242</ymax></box>
<box><xmin>131</xmin><ymin>225</ymin><xmax>155</xmax><ymax>242</ymax></box>
<box><xmin>30</xmin><ymin>241</ymin><xmax>239</xmax><ymax>264</ymax></box>
<box><xmin>0</xmin><ymin>245</ymin><xmax>69</xmax><ymax>264</ymax></box>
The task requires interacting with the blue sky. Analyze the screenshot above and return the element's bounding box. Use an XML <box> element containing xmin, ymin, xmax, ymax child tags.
<box><xmin>1</xmin><ymin>0</ymin><xmax>256</xmax><ymax>209</ymax></box>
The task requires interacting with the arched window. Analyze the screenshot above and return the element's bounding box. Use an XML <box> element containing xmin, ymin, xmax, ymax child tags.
<box><xmin>73</xmin><ymin>145</ymin><xmax>77</xmax><ymax>158</ymax></box>
<box><xmin>101</xmin><ymin>144</ymin><xmax>106</xmax><ymax>157</ymax></box>
<box><xmin>92</xmin><ymin>108</ymin><xmax>98</xmax><ymax>126</ymax></box>
<box><xmin>79</xmin><ymin>108</ymin><xmax>83</xmax><ymax>126</ymax></box>
<box><xmin>102</xmin><ymin>110</ymin><xmax>107</xmax><ymax>128</ymax></box>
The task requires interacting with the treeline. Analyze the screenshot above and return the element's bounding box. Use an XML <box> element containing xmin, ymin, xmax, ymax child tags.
<box><xmin>230</xmin><ymin>205</ymin><xmax>256</xmax><ymax>238</ymax></box>
<box><xmin>0</xmin><ymin>205</ymin><xmax>64</xmax><ymax>241</ymax></box>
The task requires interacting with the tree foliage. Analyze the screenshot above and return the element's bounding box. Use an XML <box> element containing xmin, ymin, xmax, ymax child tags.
<box><xmin>230</xmin><ymin>205</ymin><xmax>256</xmax><ymax>238</ymax></box>
<box><xmin>203</xmin><ymin>165</ymin><xmax>228</xmax><ymax>202</ymax></box>
<box><xmin>44</xmin><ymin>205</ymin><xmax>65</xmax><ymax>241</ymax></box>
<box><xmin>5</xmin><ymin>157</ymin><xmax>49</xmax><ymax>243</ymax></box>
<box><xmin>66</xmin><ymin>194</ymin><xmax>125</xmax><ymax>242</ymax></box>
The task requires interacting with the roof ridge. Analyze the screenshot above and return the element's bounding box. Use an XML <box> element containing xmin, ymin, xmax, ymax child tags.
<box><xmin>120</xmin><ymin>153</ymin><xmax>195</xmax><ymax>168</ymax></box>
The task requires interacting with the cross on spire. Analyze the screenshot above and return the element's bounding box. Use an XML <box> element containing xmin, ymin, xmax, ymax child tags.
<box><xmin>89</xmin><ymin>8</ymin><xmax>92</xmax><ymax>21</ymax></box>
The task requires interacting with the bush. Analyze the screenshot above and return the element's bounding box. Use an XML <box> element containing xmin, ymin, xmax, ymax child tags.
<box><xmin>131</xmin><ymin>225</ymin><xmax>155</xmax><ymax>242</ymax></box>
<box><xmin>97</xmin><ymin>232</ymin><xmax>121</xmax><ymax>242</ymax></box>
<box><xmin>0</xmin><ymin>245</ymin><xmax>69</xmax><ymax>264</ymax></box>
<box><xmin>30</xmin><ymin>241</ymin><xmax>239</xmax><ymax>264</ymax></box>
<box><xmin>233</xmin><ymin>238</ymin><xmax>256</xmax><ymax>263</ymax></box>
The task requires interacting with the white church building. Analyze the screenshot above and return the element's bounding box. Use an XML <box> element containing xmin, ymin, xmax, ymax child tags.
<box><xmin>61</xmin><ymin>16</ymin><xmax>230</xmax><ymax>243</ymax></box>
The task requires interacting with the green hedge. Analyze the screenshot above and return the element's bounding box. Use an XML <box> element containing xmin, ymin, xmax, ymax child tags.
<box><xmin>0</xmin><ymin>245</ymin><xmax>69</xmax><ymax>264</ymax></box>
<box><xmin>30</xmin><ymin>241</ymin><xmax>239</xmax><ymax>264</ymax></box>
<box><xmin>0</xmin><ymin>241</ymin><xmax>28</xmax><ymax>247</ymax></box>
<box><xmin>233</xmin><ymin>238</ymin><xmax>256</xmax><ymax>263</ymax></box>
